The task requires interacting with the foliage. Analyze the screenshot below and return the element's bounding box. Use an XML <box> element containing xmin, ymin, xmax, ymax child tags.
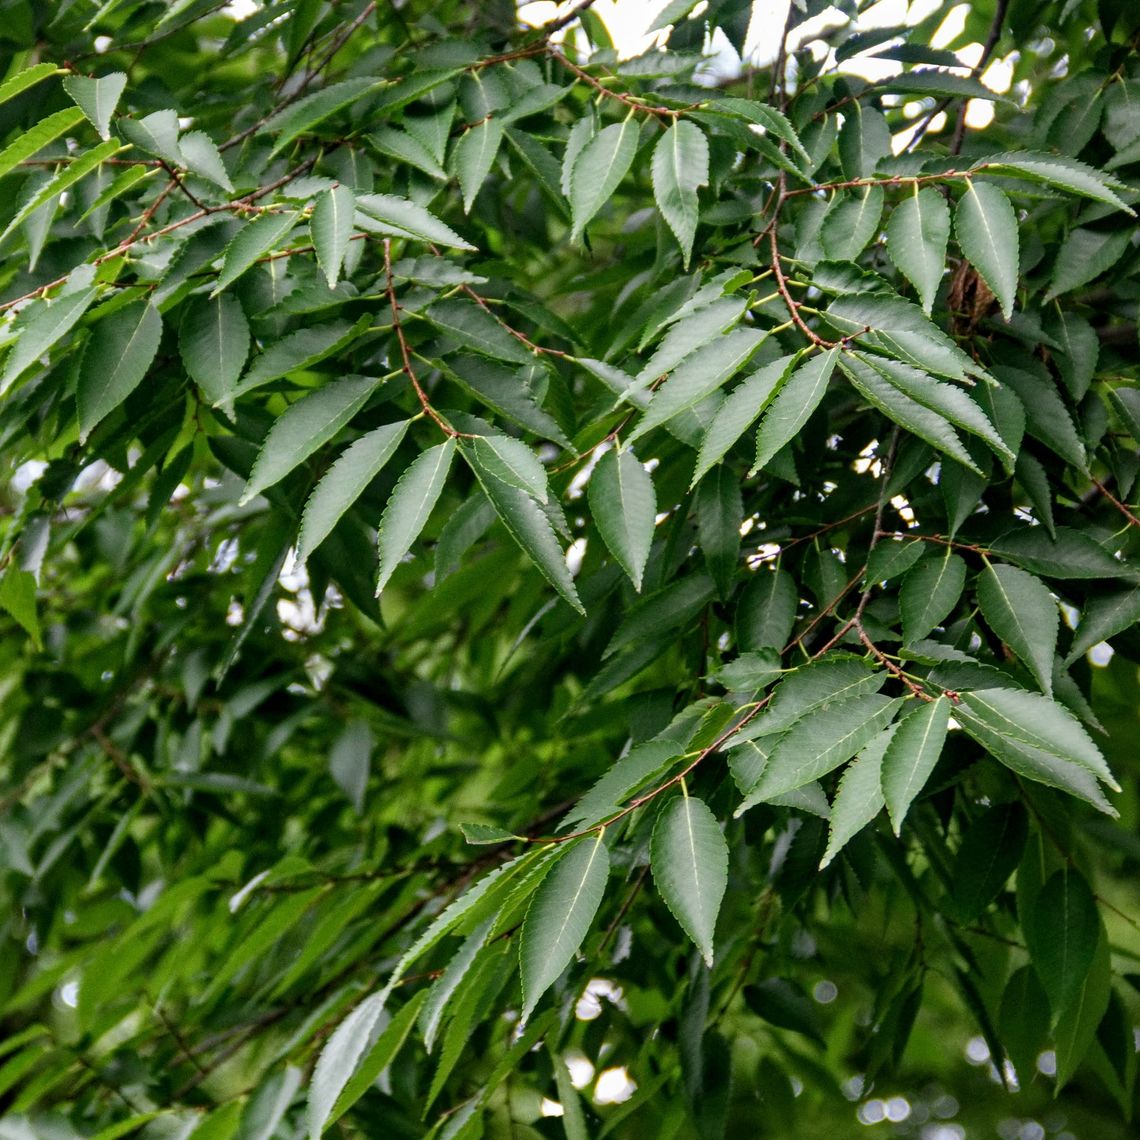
<box><xmin>1</xmin><ymin>0</ymin><xmax>1140</xmax><ymax>1137</ymax></box>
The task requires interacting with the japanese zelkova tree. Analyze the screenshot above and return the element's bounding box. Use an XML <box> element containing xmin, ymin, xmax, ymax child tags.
<box><xmin>3</xmin><ymin>0</ymin><xmax>1140</xmax><ymax>1135</ymax></box>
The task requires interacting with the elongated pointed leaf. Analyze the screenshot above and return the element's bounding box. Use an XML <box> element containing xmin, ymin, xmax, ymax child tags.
<box><xmin>1025</xmin><ymin>869</ymin><xmax>1101</xmax><ymax>1021</ymax></box>
<box><xmin>1</xmin><ymin>139</ymin><xmax>123</xmax><ymax>240</ymax></box>
<box><xmin>738</xmin><ymin>694</ymin><xmax>901</xmax><ymax>809</ymax></box>
<box><xmin>1</xmin><ymin>286</ymin><xmax>97</xmax><ymax>393</ymax></box>
<box><xmin>977</xmin><ymin>562</ymin><xmax>1058</xmax><ymax>695</ymax></box>
<box><xmin>693</xmin><ymin>354</ymin><xmax>795</xmax><ymax>485</ymax></box>
<box><xmin>899</xmin><ymin>550</ymin><xmax>967</xmax><ymax>643</ymax></box>
<box><xmin>261</xmin><ymin>77</ymin><xmax>381</xmax><ymax>159</ymax></box>
<box><xmin>1047</xmin><ymin>227</ymin><xmax>1131</xmax><ymax>299</ymax></box>
<box><xmin>696</xmin><ymin>464</ymin><xmax>742</xmax><ymax>598</ymax></box>
<box><xmin>752</xmin><ymin>348</ymin><xmax>838</xmax><ymax>474</ymax></box>
<box><xmin>241</xmin><ymin>375</ymin><xmax>377</xmax><ymax>504</ymax></box>
<box><xmin>307</xmin><ymin>991</ymin><xmax>385</xmax><ymax>1140</ymax></box>
<box><xmin>234</xmin><ymin>319</ymin><xmax>364</xmax><ymax>400</ymax></box>
<box><xmin>212</xmin><ymin>211</ymin><xmax>299</xmax><ymax>297</ymax></box>
<box><xmin>355</xmin><ymin>192</ymin><xmax>476</xmax><ymax>250</ymax></box>
<box><xmin>651</xmin><ymin>120</ymin><xmax>709</xmax><ymax>267</ymax></box>
<box><xmin>820</xmin><ymin>725</ymin><xmax>895</xmax><ymax>868</ymax></box>
<box><xmin>981</xmin><ymin>152</ymin><xmax>1134</xmax><ymax>214</ymax></box>
<box><xmin>708</xmin><ymin>97</ymin><xmax>812</xmax><ymax>169</ymax></box>
<box><xmin>820</xmin><ymin>185</ymin><xmax>884</xmax><ymax>262</ymax></box>
<box><xmin>887</xmin><ymin>186</ymin><xmax>950</xmax><ymax>313</ymax></box>
<box><xmin>629</xmin><ymin>327</ymin><xmax>764</xmax><ymax>442</ymax></box>
<box><xmin>838</xmin><ymin>103</ymin><xmax>890</xmax><ymax>179</ymax></box>
<box><xmin>464</xmin><ymin>435</ymin><xmax>548</xmax><ymax>503</ymax></box>
<box><xmin>0</xmin><ymin>106</ymin><xmax>85</xmax><ymax>180</ymax></box>
<box><xmin>520</xmin><ymin>834</ymin><xmax>609</xmax><ymax>1024</ymax></box>
<box><xmin>588</xmin><ymin>446</ymin><xmax>656</xmax><ymax>590</ymax></box>
<box><xmin>77</xmin><ymin>301</ymin><xmax>163</xmax><ymax>440</ymax></box>
<box><xmin>454</xmin><ymin>117</ymin><xmax>503</xmax><ymax>213</ymax></box>
<box><xmin>569</xmin><ymin>118</ymin><xmax>638</xmax><ymax>242</ymax></box>
<box><xmin>841</xmin><ymin>355</ymin><xmax>981</xmax><ymax>473</ymax></box>
<box><xmin>474</xmin><ymin>467</ymin><xmax>585</xmax><ymax>614</ymax></box>
<box><xmin>179</xmin><ymin>293</ymin><xmax>249</xmax><ymax>409</ymax></box>
<box><xmin>950</xmin><ymin>802</ymin><xmax>1028</xmax><ymax>922</ymax></box>
<box><xmin>956</xmin><ymin>690</ymin><xmax>1118</xmax><ymax>813</ymax></box>
<box><xmin>1066</xmin><ymin>588</ymin><xmax>1140</xmax><ymax>663</ymax></box>
<box><xmin>955</xmin><ymin>181</ymin><xmax>1017</xmax><ymax>320</ymax></box>
<box><xmin>63</xmin><ymin>72</ymin><xmax>126</xmax><ymax>140</ymax></box>
<box><xmin>0</xmin><ymin>63</ymin><xmax>61</xmax><ymax>110</ymax></box>
<box><xmin>420</xmin><ymin>918</ymin><xmax>494</xmax><ymax>1054</ymax></box>
<box><xmin>650</xmin><ymin>795</ymin><xmax>727</xmax><ymax>967</ymax></box>
<box><xmin>311</xmin><ymin>185</ymin><xmax>355</xmax><ymax>288</ymax></box>
<box><xmin>376</xmin><ymin>439</ymin><xmax>456</xmax><ymax>595</ymax></box>
<box><xmin>881</xmin><ymin>696</ymin><xmax>950</xmax><ymax>833</ymax></box>
<box><xmin>425</xmin><ymin>299</ymin><xmax>531</xmax><ymax>364</ymax></box>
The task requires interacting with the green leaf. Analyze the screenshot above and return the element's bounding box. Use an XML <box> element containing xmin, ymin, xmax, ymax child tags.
<box><xmin>899</xmin><ymin>549</ymin><xmax>967</xmax><ymax>644</ymax></box>
<box><xmin>560</xmin><ymin>116</ymin><xmax>594</xmax><ymax>198</ymax></box>
<box><xmin>355</xmin><ymin>192</ymin><xmax>476</xmax><ymax>250</ymax></box>
<box><xmin>651</xmin><ymin>120</ymin><xmax>709</xmax><ymax>267</ymax></box>
<box><xmin>865</xmin><ymin>537</ymin><xmax>924</xmax><ymax>584</ymax></box>
<box><xmin>569</xmin><ymin>118</ymin><xmax>639</xmax><ymax>242</ymax></box>
<box><xmin>820</xmin><ymin>725</ymin><xmax>894</xmax><ymax>868</ymax></box>
<box><xmin>240</xmin><ymin>1066</ymin><xmax>302</xmax><ymax>1140</ymax></box>
<box><xmin>1026</xmin><ymin>869</ymin><xmax>1101</xmax><ymax>1021</ymax></box>
<box><xmin>987</xmin><ymin>525</ymin><xmax>1136</xmax><ymax>581</ymax></box>
<box><xmin>605</xmin><ymin>574</ymin><xmax>715</xmax><ymax>656</ymax></box>
<box><xmin>696</xmin><ymin>465</ymin><xmax>742</xmax><ymax>599</ymax></box>
<box><xmin>838</xmin><ymin>103</ymin><xmax>890</xmax><ymax>179</ymax></box>
<box><xmin>976</xmin><ymin>562</ymin><xmax>1058</xmax><ymax>695</ymax></box>
<box><xmin>1106</xmin><ymin>384</ymin><xmax>1140</xmax><ymax>443</ymax></box>
<box><xmin>1049</xmin><ymin>310</ymin><xmax>1099</xmax><ymax>401</ymax></box>
<box><xmin>820</xmin><ymin>185</ymin><xmax>884</xmax><ymax>262</ymax></box>
<box><xmin>875</xmin><ymin>70</ymin><xmax>1017</xmax><ymax>103</ymax></box>
<box><xmin>729</xmin><ymin>658</ymin><xmax>884</xmax><ymax>743</ymax></box>
<box><xmin>634</xmin><ymin>296</ymin><xmax>747</xmax><ymax>391</ymax></box>
<box><xmin>1066</xmin><ymin>587</ymin><xmax>1140</xmax><ymax>663</ymax></box>
<box><xmin>0</xmin><ymin>63</ymin><xmax>62</xmax><ymax>110</ymax></box>
<box><xmin>519</xmin><ymin>833</ymin><xmax>609</xmax><ymax>1024</ymax></box>
<box><xmin>1054</xmin><ymin>935</ymin><xmax>1113</xmax><ymax>1093</ymax></box>
<box><xmin>457</xmin><ymin>824</ymin><xmax>516</xmax><ymax>846</ymax></box>
<box><xmin>1</xmin><ymin>139</ymin><xmax>122</xmax><ymax>240</ymax></box>
<box><xmin>1047</xmin><ymin>227</ymin><xmax>1131</xmax><ymax>299</ymax></box>
<box><xmin>0</xmin><ymin>569</ymin><xmax>41</xmax><ymax>649</ymax></box>
<box><xmin>588</xmin><ymin>446</ymin><xmax>656</xmax><ymax>591</ymax></box>
<box><xmin>999</xmin><ymin>965</ymin><xmax>1051</xmax><ymax>1084</ymax></box>
<box><xmin>1</xmin><ymin>285</ymin><xmax>97</xmax><ymax>393</ymax></box>
<box><xmin>736</xmin><ymin>567</ymin><xmax>797</xmax><ymax>651</ymax></box>
<box><xmin>881</xmin><ymin>696</ymin><xmax>950</xmax><ymax>834</ymax></box>
<box><xmin>629</xmin><ymin>327</ymin><xmax>765</xmax><ymax>442</ymax></box>
<box><xmin>308</xmin><ymin>990</ymin><xmax>386</xmax><ymax>1138</ymax></box>
<box><xmin>949</xmin><ymin>802</ymin><xmax>1028</xmax><ymax>923</ymax></box>
<box><xmin>475</xmin><ymin>468</ymin><xmax>585</xmax><ymax>614</ymax></box>
<box><xmin>454</xmin><ymin>117</ymin><xmax>503</xmax><ymax>213</ymax></box>
<box><xmin>743</xmin><ymin>979</ymin><xmax>825</xmax><ymax>1044</ymax></box>
<box><xmin>650</xmin><ymin>795</ymin><xmax>728</xmax><ymax>967</ymax></box>
<box><xmin>994</xmin><ymin>366</ymin><xmax>1085</xmax><ymax>471</ymax></box>
<box><xmin>260</xmin><ymin>76</ymin><xmax>381</xmax><ymax>159</ymax></box>
<box><xmin>77</xmin><ymin>300</ymin><xmax>163</xmax><ymax>441</ymax></box>
<box><xmin>463</xmin><ymin>435</ymin><xmax>548</xmax><ymax>503</ymax></box>
<box><xmin>63</xmin><ymin>72</ymin><xmax>126</xmax><ymax>140</ymax></box>
<box><xmin>886</xmin><ymin>187</ymin><xmax>950</xmax><ymax>314</ymax></box>
<box><xmin>179</xmin><ymin>130</ymin><xmax>232</xmax><ymax>191</ymax></box>
<box><xmin>179</xmin><ymin>294</ymin><xmax>250</xmax><ymax>409</ymax></box>
<box><xmin>119</xmin><ymin>108</ymin><xmax>182</xmax><ymax>164</ymax></box>
<box><xmin>370</xmin><ymin>125</ymin><xmax>448</xmax><ymax>180</ymax></box>
<box><xmin>980</xmin><ymin>152</ymin><xmax>1134</xmax><ymax>214</ymax></box>
<box><xmin>693</xmin><ymin>354</ymin><xmax>796</xmax><ymax>484</ymax></box>
<box><xmin>752</xmin><ymin>348</ymin><xmax>838</xmax><ymax>474</ymax></box>
<box><xmin>309</xmin><ymin>185</ymin><xmax>355</xmax><ymax>288</ymax></box>
<box><xmin>954</xmin><ymin>181</ymin><xmax>1018</xmax><ymax>320</ymax></box>
<box><xmin>241</xmin><ymin>375</ymin><xmax>377</xmax><ymax>505</ymax></box>
<box><xmin>376</xmin><ymin>439</ymin><xmax>456</xmax><ymax>596</ymax></box>
<box><xmin>707</xmin><ymin>97</ymin><xmax>812</xmax><ymax>170</ymax></box>
<box><xmin>563</xmin><ymin>740</ymin><xmax>682</xmax><ymax>831</ymax></box>
<box><xmin>737</xmin><ymin>694</ymin><xmax>901</xmax><ymax>810</ymax></box>
<box><xmin>425</xmin><ymin>299</ymin><xmax>531</xmax><ymax>364</ymax></box>
<box><xmin>855</xmin><ymin>354</ymin><xmax>1011</xmax><ymax>469</ymax></box>
<box><xmin>712</xmin><ymin>648</ymin><xmax>782</xmax><ymax>693</ymax></box>
<box><xmin>420</xmin><ymin>918</ymin><xmax>494</xmax><ymax>1053</ymax></box>
<box><xmin>211</xmin><ymin>211</ymin><xmax>299</xmax><ymax>297</ymax></box>
<box><xmin>0</xmin><ymin>106</ymin><xmax>85</xmax><ymax>180</ymax></box>
<box><xmin>956</xmin><ymin>689</ymin><xmax>1118</xmax><ymax>812</ymax></box>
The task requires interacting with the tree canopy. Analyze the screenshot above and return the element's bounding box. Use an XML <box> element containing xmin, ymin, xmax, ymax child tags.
<box><xmin>2</xmin><ymin>0</ymin><xmax>1140</xmax><ymax>1136</ymax></box>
